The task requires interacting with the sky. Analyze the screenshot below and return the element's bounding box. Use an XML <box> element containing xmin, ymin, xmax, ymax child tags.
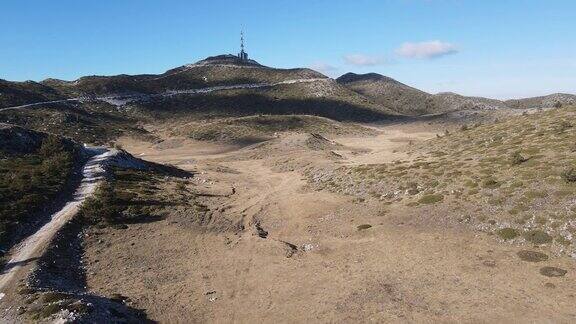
<box><xmin>1</xmin><ymin>0</ymin><xmax>574</xmax><ymax>99</ymax></box>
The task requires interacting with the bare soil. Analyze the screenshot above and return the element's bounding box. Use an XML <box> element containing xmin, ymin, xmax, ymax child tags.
<box><xmin>78</xmin><ymin>124</ymin><xmax>576</xmax><ymax>323</ymax></box>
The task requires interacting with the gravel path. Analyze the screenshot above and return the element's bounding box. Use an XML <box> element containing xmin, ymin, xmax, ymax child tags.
<box><xmin>0</xmin><ymin>148</ymin><xmax>110</xmax><ymax>300</ymax></box>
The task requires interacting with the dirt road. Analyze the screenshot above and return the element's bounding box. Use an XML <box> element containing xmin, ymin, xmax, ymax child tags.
<box><xmin>0</xmin><ymin>148</ymin><xmax>109</xmax><ymax>301</ymax></box>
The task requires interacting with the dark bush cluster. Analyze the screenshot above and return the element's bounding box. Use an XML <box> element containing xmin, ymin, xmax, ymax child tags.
<box><xmin>78</xmin><ymin>168</ymin><xmax>161</xmax><ymax>226</ymax></box>
<box><xmin>0</xmin><ymin>136</ymin><xmax>75</xmax><ymax>241</ymax></box>
<box><xmin>79</xmin><ymin>182</ymin><xmax>122</xmax><ymax>225</ymax></box>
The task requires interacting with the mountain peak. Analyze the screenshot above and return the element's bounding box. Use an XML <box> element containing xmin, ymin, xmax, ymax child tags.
<box><xmin>190</xmin><ymin>54</ymin><xmax>264</xmax><ymax>68</ymax></box>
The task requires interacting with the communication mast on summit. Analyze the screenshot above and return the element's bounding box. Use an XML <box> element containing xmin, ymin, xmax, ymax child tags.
<box><xmin>238</xmin><ymin>31</ymin><xmax>249</xmax><ymax>61</ymax></box>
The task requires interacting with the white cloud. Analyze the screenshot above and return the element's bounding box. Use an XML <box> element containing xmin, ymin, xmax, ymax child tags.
<box><xmin>309</xmin><ymin>62</ymin><xmax>338</xmax><ymax>74</ymax></box>
<box><xmin>343</xmin><ymin>54</ymin><xmax>387</xmax><ymax>66</ymax></box>
<box><xmin>396</xmin><ymin>41</ymin><xmax>458</xmax><ymax>59</ymax></box>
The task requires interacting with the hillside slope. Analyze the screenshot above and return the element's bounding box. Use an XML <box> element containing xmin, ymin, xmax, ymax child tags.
<box><xmin>337</xmin><ymin>72</ymin><xmax>512</xmax><ymax>115</ymax></box>
<box><xmin>0</xmin><ymin>80</ymin><xmax>65</xmax><ymax>108</ymax></box>
<box><xmin>506</xmin><ymin>93</ymin><xmax>576</xmax><ymax>109</ymax></box>
<box><xmin>0</xmin><ymin>124</ymin><xmax>80</xmax><ymax>247</ymax></box>
<box><xmin>337</xmin><ymin>72</ymin><xmax>575</xmax><ymax>116</ymax></box>
<box><xmin>310</xmin><ymin>105</ymin><xmax>576</xmax><ymax>256</ymax></box>
<box><xmin>337</xmin><ymin>72</ymin><xmax>434</xmax><ymax>115</ymax></box>
<box><xmin>0</xmin><ymin>56</ymin><xmax>397</xmax><ymax>144</ymax></box>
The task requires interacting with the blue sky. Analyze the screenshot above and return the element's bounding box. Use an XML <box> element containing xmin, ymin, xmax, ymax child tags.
<box><xmin>1</xmin><ymin>0</ymin><xmax>574</xmax><ymax>99</ymax></box>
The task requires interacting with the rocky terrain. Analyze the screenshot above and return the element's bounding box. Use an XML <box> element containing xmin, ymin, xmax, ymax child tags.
<box><xmin>1</xmin><ymin>56</ymin><xmax>576</xmax><ymax>322</ymax></box>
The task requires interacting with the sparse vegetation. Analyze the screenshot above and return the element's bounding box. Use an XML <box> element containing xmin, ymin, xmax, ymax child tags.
<box><xmin>309</xmin><ymin>105</ymin><xmax>576</xmax><ymax>254</ymax></box>
<box><xmin>179</xmin><ymin>115</ymin><xmax>376</xmax><ymax>143</ymax></box>
<box><xmin>79</xmin><ymin>167</ymin><xmax>193</xmax><ymax>227</ymax></box>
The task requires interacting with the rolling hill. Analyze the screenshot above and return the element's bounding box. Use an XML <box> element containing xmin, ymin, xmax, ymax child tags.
<box><xmin>337</xmin><ymin>72</ymin><xmax>575</xmax><ymax>116</ymax></box>
<box><xmin>0</xmin><ymin>56</ymin><xmax>399</xmax><ymax>144</ymax></box>
<box><xmin>336</xmin><ymin>72</ymin><xmax>512</xmax><ymax>115</ymax></box>
<box><xmin>1</xmin><ymin>57</ymin><xmax>575</xmax><ymax>146</ymax></box>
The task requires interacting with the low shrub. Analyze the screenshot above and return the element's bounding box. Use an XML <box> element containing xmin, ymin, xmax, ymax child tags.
<box><xmin>517</xmin><ymin>250</ymin><xmax>549</xmax><ymax>262</ymax></box>
<box><xmin>497</xmin><ymin>228</ymin><xmax>519</xmax><ymax>240</ymax></box>
<box><xmin>482</xmin><ymin>178</ymin><xmax>500</xmax><ymax>189</ymax></box>
<box><xmin>561</xmin><ymin>167</ymin><xmax>576</xmax><ymax>183</ymax></box>
<box><xmin>523</xmin><ymin>230</ymin><xmax>553</xmax><ymax>244</ymax></box>
<box><xmin>510</xmin><ymin>151</ymin><xmax>527</xmax><ymax>165</ymax></box>
<box><xmin>418</xmin><ymin>194</ymin><xmax>444</xmax><ymax>204</ymax></box>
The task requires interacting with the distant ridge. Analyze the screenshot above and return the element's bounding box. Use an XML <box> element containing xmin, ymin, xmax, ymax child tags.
<box><xmin>336</xmin><ymin>72</ymin><xmax>576</xmax><ymax>115</ymax></box>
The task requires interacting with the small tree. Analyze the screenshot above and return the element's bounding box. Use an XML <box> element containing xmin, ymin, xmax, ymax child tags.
<box><xmin>554</xmin><ymin>101</ymin><xmax>563</xmax><ymax>109</ymax></box>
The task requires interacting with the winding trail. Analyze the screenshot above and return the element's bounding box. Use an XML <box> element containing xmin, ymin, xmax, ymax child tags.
<box><xmin>0</xmin><ymin>148</ymin><xmax>110</xmax><ymax>300</ymax></box>
<box><xmin>0</xmin><ymin>99</ymin><xmax>80</xmax><ymax>112</ymax></box>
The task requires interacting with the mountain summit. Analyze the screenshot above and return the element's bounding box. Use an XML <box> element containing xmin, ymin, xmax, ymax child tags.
<box><xmin>190</xmin><ymin>54</ymin><xmax>264</xmax><ymax>68</ymax></box>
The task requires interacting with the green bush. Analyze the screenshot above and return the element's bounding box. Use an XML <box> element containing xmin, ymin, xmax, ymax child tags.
<box><xmin>510</xmin><ymin>151</ymin><xmax>527</xmax><ymax>165</ymax></box>
<box><xmin>418</xmin><ymin>194</ymin><xmax>444</xmax><ymax>204</ymax></box>
<box><xmin>523</xmin><ymin>230</ymin><xmax>553</xmax><ymax>244</ymax></box>
<box><xmin>482</xmin><ymin>178</ymin><xmax>500</xmax><ymax>189</ymax></box>
<box><xmin>561</xmin><ymin>167</ymin><xmax>576</xmax><ymax>183</ymax></box>
<box><xmin>497</xmin><ymin>228</ymin><xmax>519</xmax><ymax>240</ymax></box>
<box><xmin>79</xmin><ymin>182</ymin><xmax>121</xmax><ymax>224</ymax></box>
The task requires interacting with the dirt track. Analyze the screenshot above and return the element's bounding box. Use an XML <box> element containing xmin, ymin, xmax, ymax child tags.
<box><xmin>82</xmin><ymin>125</ymin><xmax>576</xmax><ymax>322</ymax></box>
<box><xmin>0</xmin><ymin>148</ymin><xmax>109</xmax><ymax>304</ymax></box>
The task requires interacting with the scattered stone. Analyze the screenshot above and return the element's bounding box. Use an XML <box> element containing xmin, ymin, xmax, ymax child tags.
<box><xmin>302</xmin><ymin>243</ymin><xmax>315</xmax><ymax>252</ymax></box>
<box><xmin>482</xmin><ymin>259</ymin><xmax>496</xmax><ymax>267</ymax></box>
<box><xmin>540</xmin><ymin>266</ymin><xmax>567</xmax><ymax>277</ymax></box>
<box><xmin>517</xmin><ymin>250</ymin><xmax>549</xmax><ymax>262</ymax></box>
